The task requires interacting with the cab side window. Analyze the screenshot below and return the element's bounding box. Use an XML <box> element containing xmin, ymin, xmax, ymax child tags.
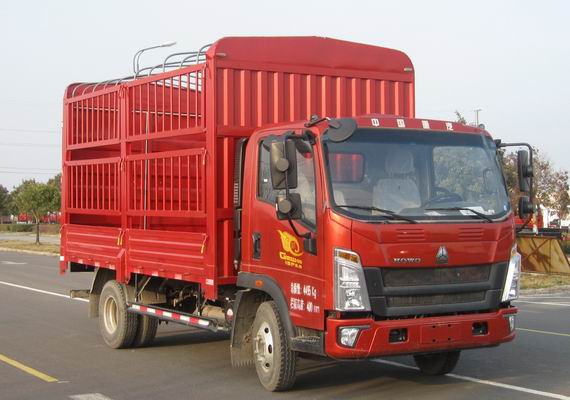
<box><xmin>257</xmin><ymin>138</ymin><xmax>316</xmax><ymax>228</ymax></box>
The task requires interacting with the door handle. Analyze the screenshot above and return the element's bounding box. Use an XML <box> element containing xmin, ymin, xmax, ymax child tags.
<box><xmin>252</xmin><ymin>232</ymin><xmax>261</xmax><ymax>259</ymax></box>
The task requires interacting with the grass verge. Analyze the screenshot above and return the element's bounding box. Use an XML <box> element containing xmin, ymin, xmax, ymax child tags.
<box><xmin>521</xmin><ymin>273</ymin><xmax>570</xmax><ymax>290</ymax></box>
<box><xmin>0</xmin><ymin>241</ymin><xmax>59</xmax><ymax>255</ymax></box>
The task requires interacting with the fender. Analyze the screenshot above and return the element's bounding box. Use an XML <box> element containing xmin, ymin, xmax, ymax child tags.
<box><xmin>230</xmin><ymin>272</ymin><xmax>324</xmax><ymax>366</ymax></box>
<box><xmin>236</xmin><ymin>272</ymin><xmax>296</xmax><ymax>338</ymax></box>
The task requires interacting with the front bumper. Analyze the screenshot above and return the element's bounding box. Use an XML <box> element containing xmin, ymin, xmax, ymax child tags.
<box><xmin>325</xmin><ymin>307</ymin><xmax>516</xmax><ymax>359</ymax></box>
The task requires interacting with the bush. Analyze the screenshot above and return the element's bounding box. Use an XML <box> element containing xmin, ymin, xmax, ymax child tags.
<box><xmin>8</xmin><ymin>224</ymin><xmax>34</xmax><ymax>232</ymax></box>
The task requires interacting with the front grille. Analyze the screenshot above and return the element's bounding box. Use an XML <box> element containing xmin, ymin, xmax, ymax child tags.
<box><xmin>364</xmin><ymin>263</ymin><xmax>508</xmax><ymax>317</ymax></box>
<box><xmin>382</xmin><ymin>265</ymin><xmax>491</xmax><ymax>287</ymax></box>
<box><xmin>387</xmin><ymin>291</ymin><xmax>486</xmax><ymax>307</ymax></box>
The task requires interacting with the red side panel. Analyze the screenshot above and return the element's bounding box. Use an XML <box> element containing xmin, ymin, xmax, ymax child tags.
<box><xmin>125</xmin><ymin>229</ymin><xmax>207</xmax><ymax>282</ymax></box>
<box><xmin>62</xmin><ymin>224</ymin><xmax>123</xmax><ymax>271</ymax></box>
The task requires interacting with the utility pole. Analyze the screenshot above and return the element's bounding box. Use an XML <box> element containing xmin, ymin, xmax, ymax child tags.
<box><xmin>474</xmin><ymin>109</ymin><xmax>482</xmax><ymax>126</ymax></box>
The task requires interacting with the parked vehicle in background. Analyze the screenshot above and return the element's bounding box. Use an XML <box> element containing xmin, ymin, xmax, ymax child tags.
<box><xmin>61</xmin><ymin>37</ymin><xmax>531</xmax><ymax>391</ymax></box>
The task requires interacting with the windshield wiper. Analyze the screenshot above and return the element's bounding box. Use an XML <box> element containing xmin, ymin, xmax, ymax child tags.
<box><xmin>336</xmin><ymin>205</ymin><xmax>417</xmax><ymax>224</ymax></box>
<box><xmin>426</xmin><ymin>207</ymin><xmax>493</xmax><ymax>223</ymax></box>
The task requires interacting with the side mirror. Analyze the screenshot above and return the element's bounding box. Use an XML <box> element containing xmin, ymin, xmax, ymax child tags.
<box><xmin>276</xmin><ymin>193</ymin><xmax>302</xmax><ymax>220</ymax></box>
<box><xmin>270</xmin><ymin>140</ymin><xmax>297</xmax><ymax>190</ymax></box>
<box><xmin>517</xmin><ymin>150</ymin><xmax>533</xmax><ymax>193</ymax></box>
<box><xmin>518</xmin><ymin>196</ymin><xmax>534</xmax><ymax>219</ymax></box>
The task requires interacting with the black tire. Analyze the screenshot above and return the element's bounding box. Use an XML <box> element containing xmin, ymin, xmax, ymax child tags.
<box><xmin>413</xmin><ymin>351</ymin><xmax>461</xmax><ymax>375</ymax></box>
<box><xmin>252</xmin><ymin>301</ymin><xmax>297</xmax><ymax>391</ymax></box>
<box><xmin>98</xmin><ymin>280</ymin><xmax>138</xmax><ymax>349</ymax></box>
<box><xmin>132</xmin><ymin>315</ymin><xmax>159</xmax><ymax>348</ymax></box>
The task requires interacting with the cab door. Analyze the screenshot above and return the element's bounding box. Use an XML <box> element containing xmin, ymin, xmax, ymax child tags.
<box><xmin>242</xmin><ymin>131</ymin><xmax>324</xmax><ymax>330</ymax></box>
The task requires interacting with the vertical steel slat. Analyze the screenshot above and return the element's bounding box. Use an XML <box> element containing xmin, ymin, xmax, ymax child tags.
<box><xmin>96</xmin><ymin>163</ymin><xmax>100</xmax><ymax>209</ymax></box>
<box><xmin>186</xmin><ymin>73</ymin><xmax>190</xmax><ymax>129</ymax></box>
<box><xmin>140</xmin><ymin>159</ymin><xmax>144</xmax><ymax>211</ymax></box>
<box><xmin>378</xmin><ymin>79</ymin><xmax>384</xmax><ymax>114</ymax></box>
<box><xmin>96</xmin><ymin>94</ymin><xmax>100</xmax><ymax>141</ymax></box>
<box><xmin>195</xmin><ymin>155</ymin><xmax>199</xmax><ymax>211</ymax></box>
<box><xmin>170</xmin><ymin>157</ymin><xmax>174</xmax><ymax>211</ymax></box>
<box><xmin>90</xmin><ymin>164</ymin><xmax>94</xmax><ymax>209</ymax></box>
<box><xmin>131</xmin><ymin>87</ymin><xmax>135</xmax><ymax>138</ymax></box>
<box><xmin>177</xmin><ymin>74</ymin><xmax>181</xmax><ymax>130</ymax></box>
<box><xmin>114</xmin><ymin>163</ymin><xmax>118</xmax><ymax>211</ymax></box>
<box><xmin>72</xmin><ymin>103</ymin><xmax>77</xmax><ymax>145</ymax></box>
<box><xmin>336</xmin><ymin>77</ymin><xmax>346</xmax><ymax>118</ymax></box>
<box><xmin>162</xmin><ymin>159</ymin><xmax>166</xmax><ymax>211</ymax></box>
<box><xmin>131</xmin><ymin>161</ymin><xmax>136</xmax><ymax>211</ymax></box>
<box><xmin>105</xmin><ymin>163</ymin><xmax>108</xmax><ymax>210</ymax></box>
<box><xmin>75</xmin><ymin>166</ymin><xmax>79</xmax><ymax>208</ymax></box>
<box><xmin>138</xmin><ymin>85</ymin><xmax>143</xmax><ymax>137</ymax></box>
<box><xmin>154</xmin><ymin>159</ymin><xmax>158</xmax><ymax>211</ymax></box>
<box><xmin>170</xmin><ymin>77</ymin><xmax>174</xmax><ymax>131</ymax></box>
<box><xmin>187</xmin><ymin>155</ymin><xmax>190</xmax><ymax>211</ymax></box>
<box><xmin>106</xmin><ymin>93</ymin><xmax>111</xmax><ymax>141</ymax></box>
<box><xmin>178</xmin><ymin>156</ymin><xmax>182</xmax><ymax>211</ymax></box>
<box><xmin>160</xmin><ymin>79</ymin><xmax>164</xmax><ymax>133</ymax></box>
<box><xmin>273</xmin><ymin>72</ymin><xmax>284</xmax><ymax>123</ymax></box>
<box><xmin>79</xmin><ymin>100</ymin><xmax>84</xmax><ymax>144</ymax></box>
<box><xmin>256</xmin><ymin>71</ymin><xmax>267</xmax><ymax>127</ymax></box>
<box><xmin>152</xmin><ymin>82</ymin><xmax>158</xmax><ymax>132</ymax></box>
<box><xmin>200</xmin><ymin>153</ymin><xmax>205</xmax><ymax>213</ymax></box>
<box><xmin>394</xmin><ymin>81</ymin><xmax>401</xmax><ymax>116</ymax></box>
<box><xmin>194</xmin><ymin>71</ymin><xmax>204</xmax><ymax>128</ymax></box>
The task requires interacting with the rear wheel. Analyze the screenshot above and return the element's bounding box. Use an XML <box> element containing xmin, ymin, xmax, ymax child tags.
<box><xmin>98</xmin><ymin>281</ymin><xmax>138</xmax><ymax>349</ymax></box>
<box><xmin>252</xmin><ymin>301</ymin><xmax>297</xmax><ymax>391</ymax></box>
<box><xmin>132</xmin><ymin>315</ymin><xmax>159</xmax><ymax>347</ymax></box>
<box><xmin>413</xmin><ymin>351</ymin><xmax>461</xmax><ymax>375</ymax></box>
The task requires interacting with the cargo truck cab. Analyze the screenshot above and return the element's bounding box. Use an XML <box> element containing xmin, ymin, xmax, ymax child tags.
<box><xmin>230</xmin><ymin>114</ymin><xmax>528</xmax><ymax>388</ymax></box>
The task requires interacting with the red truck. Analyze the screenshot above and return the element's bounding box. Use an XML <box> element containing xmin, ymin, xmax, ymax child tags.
<box><xmin>61</xmin><ymin>37</ymin><xmax>533</xmax><ymax>391</ymax></box>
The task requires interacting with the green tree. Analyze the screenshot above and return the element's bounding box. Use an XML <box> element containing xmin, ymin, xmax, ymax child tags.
<box><xmin>12</xmin><ymin>180</ymin><xmax>59</xmax><ymax>244</ymax></box>
<box><xmin>47</xmin><ymin>173</ymin><xmax>62</xmax><ymax>211</ymax></box>
<box><xmin>499</xmin><ymin>149</ymin><xmax>570</xmax><ymax>218</ymax></box>
<box><xmin>0</xmin><ymin>185</ymin><xmax>9</xmax><ymax>221</ymax></box>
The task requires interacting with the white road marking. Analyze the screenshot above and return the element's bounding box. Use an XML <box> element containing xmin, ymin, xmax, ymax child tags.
<box><xmin>69</xmin><ymin>394</ymin><xmax>114</xmax><ymax>400</ymax></box>
<box><xmin>516</xmin><ymin>300</ymin><xmax>570</xmax><ymax>307</ymax></box>
<box><xmin>373</xmin><ymin>359</ymin><xmax>570</xmax><ymax>400</ymax></box>
<box><xmin>0</xmin><ymin>280</ymin><xmax>88</xmax><ymax>303</ymax></box>
<box><xmin>0</xmin><ymin>261</ymin><xmax>27</xmax><ymax>265</ymax></box>
<box><xmin>518</xmin><ymin>328</ymin><xmax>570</xmax><ymax>338</ymax></box>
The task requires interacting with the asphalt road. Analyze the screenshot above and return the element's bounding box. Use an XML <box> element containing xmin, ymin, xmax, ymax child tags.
<box><xmin>1</xmin><ymin>251</ymin><xmax>569</xmax><ymax>400</ymax></box>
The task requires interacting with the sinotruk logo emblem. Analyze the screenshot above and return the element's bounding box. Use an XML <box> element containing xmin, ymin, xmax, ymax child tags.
<box><xmin>436</xmin><ymin>246</ymin><xmax>449</xmax><ymax>264</ymax></box>
<box><xmin>278</xmin><ymin>230</ymin><xmax>303</xmax><ymax>269</ymax></box>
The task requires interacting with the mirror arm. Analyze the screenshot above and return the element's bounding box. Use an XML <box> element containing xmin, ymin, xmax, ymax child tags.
<box><xmin>287</xmin><ymin>219</ymin><xmax>311</xmax><ymax>240</ymax></box>
<box><xmin>497</xmin><ymin>141</ymin><xmax>535</xmax><ymax>205</ymax></box>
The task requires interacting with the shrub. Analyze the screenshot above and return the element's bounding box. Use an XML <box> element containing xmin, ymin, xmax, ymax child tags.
<box><xmin>8</xmin><ymin>224</ymin><xmax>33</xmax><ymax>232</ymax></box>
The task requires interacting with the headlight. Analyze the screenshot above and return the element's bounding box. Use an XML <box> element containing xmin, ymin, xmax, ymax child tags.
<box><xmin>333</xmin><ymin>248</ymin><xmax>371</xmax><ymax>311</ymax></box>
<box><xmin>501</xmin><ymin>244</ymin><xmax>521</xmax><ymax>302</ymax></box>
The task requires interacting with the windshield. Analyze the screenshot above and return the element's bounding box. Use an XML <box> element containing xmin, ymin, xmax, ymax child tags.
<box><xmin>322</xmin><ymin>128</ymin><xmax>510</xmax><ymax>222</ymax></box>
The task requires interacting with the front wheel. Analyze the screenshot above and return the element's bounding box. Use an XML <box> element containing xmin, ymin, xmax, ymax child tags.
<box><xmin>252</xmin><ymin>301</ymin><xmax>297</xmax><ymax>391</ymax></box>
<box><xmin>413</xmin><ymin>351</ymin><xmax>461</xmax><ymax>375</ymax></box>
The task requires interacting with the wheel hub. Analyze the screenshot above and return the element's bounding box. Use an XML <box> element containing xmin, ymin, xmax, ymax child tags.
<box><xmin>254</xmin><ymin>322</ymin><xmax>274</xmax><ymax>373</ymax></box>
<box><xmin>103</xmin><ymin>296</ymin><xmax>118</xmax><ymax>334</ymax></box>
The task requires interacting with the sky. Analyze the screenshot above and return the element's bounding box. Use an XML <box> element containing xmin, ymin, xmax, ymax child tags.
<box><xmin>0</xmin><ymin>0</ymin><xmax>568</xmax><ymax>190</ymax></box>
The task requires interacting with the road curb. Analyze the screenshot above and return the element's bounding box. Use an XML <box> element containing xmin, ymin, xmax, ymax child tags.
<box><xmin>521</xmin><ymin>284</ymin><xmax>570</xmax><ymax>296</ymax></box>
<box><xmin>0</xmin><ymin>247</ymin><xmax>59</xmax><ymax>257</ymax></box>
